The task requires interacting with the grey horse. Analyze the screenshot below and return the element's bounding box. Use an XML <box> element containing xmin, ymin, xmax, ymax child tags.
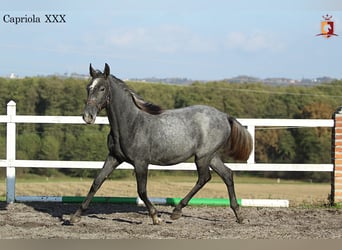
<box><xmin>69</xmin><ymin>63</ymin><xmax>252</xmax><ymax>225</ymax></box>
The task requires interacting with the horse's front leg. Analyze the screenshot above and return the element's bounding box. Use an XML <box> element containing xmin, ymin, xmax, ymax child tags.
<box><xmin>69</xmin><ymin>155</ymin><xmax>121</xmax><ymax>223</ymax></box>
<box><xmin>134</xmin><ymin>165</ymin><xmax>161</xmax><ymax>225</ymax></box>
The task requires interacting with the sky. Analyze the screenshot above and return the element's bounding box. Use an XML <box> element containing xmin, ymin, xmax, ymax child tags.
<box><xmin>1</xmin><ymin>0</ymin><xmax>342</xmax><ymax>80</ymax></box>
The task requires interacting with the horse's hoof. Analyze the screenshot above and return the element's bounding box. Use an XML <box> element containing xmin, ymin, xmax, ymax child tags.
<box><xmin>170</xmin><ymin>210</ymin><xmax>182</xmax><ymax>220</ymax></box>
<box><xmin>236</xmin><ymin>216</ymin><xmax>244</xmax><ymax>224</ymax></box>
<box><xmin>69</xmin><ymin>214</ymin><xmax>81</xmax><ymax>224</ymax></box>
<box><xmin>152</xmin><ymin>216</ymin><xmax>162</xmax><ymax>225</ymax></box>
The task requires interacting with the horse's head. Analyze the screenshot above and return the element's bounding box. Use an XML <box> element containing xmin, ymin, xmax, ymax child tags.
<box><xmin>83</xmin><ymin>63</ymin><xmax>111</xmax><ymax>124</ymax></box>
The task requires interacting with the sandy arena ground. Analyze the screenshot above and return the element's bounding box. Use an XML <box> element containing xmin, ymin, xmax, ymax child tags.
<box><xmin>0</xmin><ymin>202</ymin><xmax>341</xmax><ymax>239</ymax></box>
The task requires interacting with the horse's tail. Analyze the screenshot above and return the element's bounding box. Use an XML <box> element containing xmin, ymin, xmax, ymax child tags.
<box><xmin>225</xmin><ymin>116</ymin><xmax>253</xmax><ymax>161</ymax></box>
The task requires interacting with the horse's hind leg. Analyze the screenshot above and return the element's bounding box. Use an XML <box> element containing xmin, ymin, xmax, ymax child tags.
<box><xmin>171</xmin><ymin>157</ymin><xmax>212</xmax><ymax>220</ymax></box>
<box><xmin>209</xmin><ymin>155</ymin><xmax>243</xmax><ymax>223</ymax></box>
<box><xmin>69</xmin><ymin>155</ymin><xmax>120</xmax><ymax>224</ymax></box>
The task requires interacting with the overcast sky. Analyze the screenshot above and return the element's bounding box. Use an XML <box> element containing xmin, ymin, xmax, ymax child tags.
<box><xmin>1</xmin><ymin>0</ymin><xmax>342</xmax><ymax>80</ymax></box>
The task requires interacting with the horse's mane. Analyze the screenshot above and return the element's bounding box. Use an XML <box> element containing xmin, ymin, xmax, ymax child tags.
<box><xmin>110</xmin><ymin>75</ymin><xmax>164</xmax><ymax>115</ymax></box>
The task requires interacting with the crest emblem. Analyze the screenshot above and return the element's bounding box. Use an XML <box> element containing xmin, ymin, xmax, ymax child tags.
<box><xmin>317</xmin><ymin>14</ymin><xmax>338</xmax><ymax>38</ymax></box>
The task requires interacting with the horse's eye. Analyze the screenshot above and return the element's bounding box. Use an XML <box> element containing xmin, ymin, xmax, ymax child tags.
<box><xmin>100</xmin><ymin>87</ymin><xmax>105</xmax><ymax>92</ymax></box>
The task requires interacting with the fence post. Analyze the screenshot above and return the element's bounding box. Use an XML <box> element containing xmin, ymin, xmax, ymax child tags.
<box><xmin>247</xmin><ymin>125</ymin><xmax>255</xmax><ymax>164</ymax></box>
<box><xmin>332</xmin><ymin>107</ymin><xmax>342</xmax><ymax>205</ymax></box>
<box><xmin>6</xmin><ymin>100</ymin><xmax>16</xmax><ymax>203</ymax></box>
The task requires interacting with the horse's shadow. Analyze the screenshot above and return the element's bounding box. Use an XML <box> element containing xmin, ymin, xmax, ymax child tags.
<box><xmin>1</xmin><ymin>201</ymin><xmax>225</xmax><ymax>225</ymax></box>
<box><xmin>24</xmin><ymin>202</ymin><xmax>149</xmax><ymax>225</ymax></box>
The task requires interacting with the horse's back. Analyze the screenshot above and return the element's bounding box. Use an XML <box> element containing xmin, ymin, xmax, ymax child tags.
<box><xmin>163</xmin><ymin>105</ymin><xmax>229</xmax><ymax>132</ymax></box>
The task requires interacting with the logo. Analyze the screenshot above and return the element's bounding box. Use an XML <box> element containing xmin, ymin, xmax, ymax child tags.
<box><xmin>316</xmin><ymin>14</ymin><xmax>338</xmax><ymax>38</ymax></box>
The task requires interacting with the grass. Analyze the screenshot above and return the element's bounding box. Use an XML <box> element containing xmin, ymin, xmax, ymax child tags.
<box><xmin>0</xmin><ymin>174</ymin><xmax>333</xmax><ymax>207</ymax></box>
<box><xmin>0</xmin><ymin>172</ymin><xmax>313</xmax><ymax>184</ymax></box>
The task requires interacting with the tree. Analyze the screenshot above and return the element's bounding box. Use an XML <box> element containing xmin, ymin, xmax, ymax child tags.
<box><xmin>17</xmin><ymin>133</ymin><xmax>41</xmax><ymax>160</ymax></box>
<box><xmin>39</xmin><ymin>135</ymin><xmax>60</xmax><ymax>160</ymax></box>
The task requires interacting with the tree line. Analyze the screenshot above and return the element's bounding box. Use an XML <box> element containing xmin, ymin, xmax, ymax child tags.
<box><xmin>0</xmin><ymin>76</ymin><xmax>341</xmax><ymax>182</ymax></box>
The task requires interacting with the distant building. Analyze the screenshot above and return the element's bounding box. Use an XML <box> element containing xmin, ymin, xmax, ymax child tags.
<box><xmin>9</xmin><ymin>73</ymin><xmax>18</xmax><ymax>79</ymax></box>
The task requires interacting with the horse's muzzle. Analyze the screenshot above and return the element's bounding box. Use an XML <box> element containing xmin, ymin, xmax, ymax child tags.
<box><xmin>83</xmin><ymin>106</ymin><xmax>98</xmax><ymax>124</ymax></box>
<box><xmin>83</xmin><ymin>112</ymin><xmax>96</xmax><ymax>124</ymax></box>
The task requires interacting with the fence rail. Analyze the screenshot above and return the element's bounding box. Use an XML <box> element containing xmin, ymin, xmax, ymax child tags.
<box><xmin>0</xmin><ymin>100</ymin><xmax>337</xmax><ymax>203</ymax></box>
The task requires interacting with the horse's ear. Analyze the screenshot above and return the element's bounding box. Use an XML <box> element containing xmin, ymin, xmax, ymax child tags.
<box><xmin>104</xmin><ymin>63</ymin><xmax>110</xmax><ymax>78</ymax></box>
<box><xmin>89</xmin><ymin>63</ymin><xmax>97</xmax><ymax>78</ymax></box>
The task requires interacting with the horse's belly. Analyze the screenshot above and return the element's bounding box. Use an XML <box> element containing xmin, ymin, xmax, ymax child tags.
<box><xmin>150</xmin><ymin>152</ymin><xmax>194</xmax><ymax>166</ymax></box>
<box><xmin>149</xmin><ymin>135</ymin><xmax>197</xmax><ymax>165</ymax></box>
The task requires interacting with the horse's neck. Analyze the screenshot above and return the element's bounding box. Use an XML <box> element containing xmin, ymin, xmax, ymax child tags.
<box><xmin>107</xmin><ymin>84</ymin><xmax>140</xmax><ymax>134</ymax></box>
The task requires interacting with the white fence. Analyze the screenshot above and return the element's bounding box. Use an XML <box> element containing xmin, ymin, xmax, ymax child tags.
<box><xmin>0</xmin><ymin>100</ymin><xmax>335</xmax><ymax>203</ymax></box>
